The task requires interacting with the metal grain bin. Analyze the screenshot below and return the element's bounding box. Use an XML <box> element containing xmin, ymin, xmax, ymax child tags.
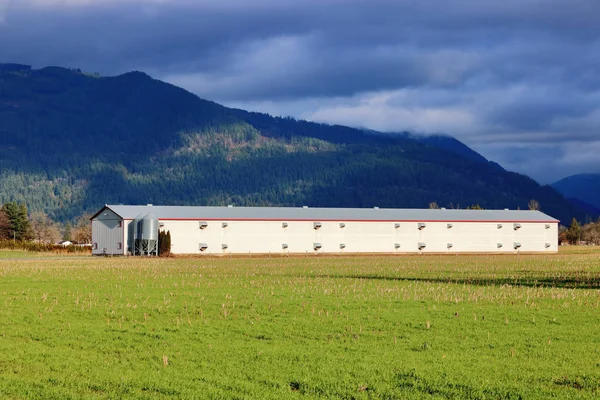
<box><xmin>138</xmin><ymin>213</ymin><xmax>159</xmax><ymax>255</ymax></box>
<box><xmin>129</xmin><ymin>213</ymin><xmax>144</xmax><ymax>255</ymax></box>
<box><xmin>140</xmin><ymin>213</ymin><xmax>158</xmax><ymax>241</ymax></box>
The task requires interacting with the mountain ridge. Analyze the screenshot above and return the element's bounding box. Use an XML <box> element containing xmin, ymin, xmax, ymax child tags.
<box><xmin>0</xmin><ymin>63</ymin><xmax>594</xmax><ymax>224</ymax></box>
<box><xmin>552</xmin><ymin>174</ymin><xmax>600</xmax><ymax>211</ymax></box>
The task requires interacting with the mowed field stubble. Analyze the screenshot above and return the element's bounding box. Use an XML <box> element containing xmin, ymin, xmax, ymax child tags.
<box><xmin>0</xmin><ymin>248</ymin><xmax>599</xmax><ymax>399</ymax></box>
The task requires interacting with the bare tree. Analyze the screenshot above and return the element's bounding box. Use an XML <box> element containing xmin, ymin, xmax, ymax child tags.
<box><xmin>582</xmin><ymin>222</ymin><xmax>600</xmax><ymax>245</ymax></box>
<box><xmin>30</xmin><ymin>212</ymin><xmax>61</xmax><ymax>244</ymax></box>
<box><xmin>528</xmin><ymin>199</ymin><xmax>540</xmax><ymax>211</ymax></box>
<box><xmin>73</xmin><ymin>214</ymin><xmax>92</xmax><ymax>244</ymax></box>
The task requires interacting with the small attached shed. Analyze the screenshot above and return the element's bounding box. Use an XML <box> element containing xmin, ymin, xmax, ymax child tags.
<box><xmin>91</xmin><ymin>206</ymin><xmax>125</xmax><ymax>255</ymax></box>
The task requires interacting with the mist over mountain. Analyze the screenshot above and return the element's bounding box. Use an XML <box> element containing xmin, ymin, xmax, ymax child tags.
<box><xmin>0</xmin><ymin>63</ymin><xmax>593</xmax><ymax>224</ymax></box>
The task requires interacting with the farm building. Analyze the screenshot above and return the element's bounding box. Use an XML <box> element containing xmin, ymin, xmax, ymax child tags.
<box><xmin>91</xmin><ymin>205</ymin><xmax>559</xmax><ymax>256</ymax></box>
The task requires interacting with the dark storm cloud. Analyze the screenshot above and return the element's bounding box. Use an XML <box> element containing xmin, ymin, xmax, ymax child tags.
<box><xmin>1</xmin><ymin>0</ymin><xmax>599</xmax><ymax>182</ymax></box>
<box><xmin>5</xmin><ymin>0</ymin><xmax>598</xmax><ymax>98</ymax></box>
<box><xmin>0</xmin><ymin>1</ymin><xmax>316</xmax><ymax>74</ymax></box>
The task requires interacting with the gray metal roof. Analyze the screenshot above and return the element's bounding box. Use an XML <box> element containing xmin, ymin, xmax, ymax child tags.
<box><xmin>96</xmin><ymin>205</ymin><xmax>559</xmax><ymax>222</ymax></box>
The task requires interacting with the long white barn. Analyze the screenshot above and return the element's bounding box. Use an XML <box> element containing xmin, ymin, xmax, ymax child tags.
<box><xmin>91</xmin><ymin>205</ymin><xmax>559</xmax><ymax>255</ymax></box>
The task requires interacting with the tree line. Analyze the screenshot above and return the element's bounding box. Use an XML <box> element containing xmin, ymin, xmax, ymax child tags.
<box><xmin>561</xmin><ymin>218</ymin><xmax>600</xmax><ymax>245</ymax></box>
<box><xmin>0</xmin><ymin>201</ymin><xmax>91</xmax><ymax>244</ymax></box>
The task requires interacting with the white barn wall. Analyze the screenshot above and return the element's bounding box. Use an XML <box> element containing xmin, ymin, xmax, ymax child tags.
<box><xmin>152</xmin><ymin>219</ymin><xmax>558</xmax><ymax>255</ymax></box>
<box><xmin>394</xmin><ymin>222</ymin><xmax>417</xmax><ymax>252</ymax></box>
<box><xmin>546</xmin><ymin>223</ymin><xmax>559</xmax><ymax>251</ymax></box>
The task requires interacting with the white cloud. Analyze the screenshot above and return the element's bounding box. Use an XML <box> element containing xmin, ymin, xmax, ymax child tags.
<box><xmin>305</xmin><ymin>89</ymin><xmax>478</xmax><ymax>135</ymax></box>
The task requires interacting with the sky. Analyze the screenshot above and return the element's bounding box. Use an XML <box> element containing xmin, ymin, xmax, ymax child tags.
<box><xmin>1</xmin><ymin>0</ymin><xmax>599</xmax><ymax>183</ymax></box>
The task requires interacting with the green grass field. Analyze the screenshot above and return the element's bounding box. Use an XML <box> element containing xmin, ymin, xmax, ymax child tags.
<box><xmin>0</xmin><ymin>248</ymin><xmax>599</xmax><ymax>399</ymax></box>
<box><xmin>0</xmin><ymin>250</ymin><xmax>43</xmax><ymax>259</ymax></box>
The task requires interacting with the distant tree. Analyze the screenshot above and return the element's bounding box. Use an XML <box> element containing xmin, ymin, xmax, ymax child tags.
<box><xmin>566</xmin><ymin>218</ymin><xmax>582</xmax><ymax>245</ymax></box>
<box><xmin>73</xmin><ymin>214</ymin><xmax>92</xmax><ymax>244</ymax></box>
<box><xmin>158</xmin><ymin>230</ymin><xmax>171</xmax><ymax>256</ymax></box>
<box><xmin>63</xmin><ymin>222</ymin><xmax>73</xmax><ymax>241</ymax></box>
<box><xmin>30</xmin><ymin>212</ymin><xmax>43</xmax><ymax>242</ymax></box>
<box><xmin>0</xmin><ymin>209</ymin><xmax>11</xmax><ymax>240</ymax></box>
<box><xmin>558</xmin><ymin>225</ymin><xmax>569</xmax><ymax>245</ymax></box>
<box><xmin>428</xmin><ymin>202</ymin><xmax>439</xmax><ymax>209</ymax></box>
<box><xmin>582</xmin><ymin>220</ymin><xmax>600</xmax><ymax>245</ymax></box>
<box><xmin>1</xmin><ymin>202</ymin><xmax>32</xmax><ymax>241</ymax></box>
<box><xmin>18</xmin><ymin>203</ymin><xmax>33</xmax><ymax>240</ymax></box>
<box><xmin>466</xmin><ymin>204</ymin><xmax>484</xmax><ymax>210</ymax></box>
<box><xmin>30</xmin><ymin>212</ymin><xmax>61</xmax><ymax>243</ymax></box>
<box><xmin>528</xmin><ymin>199</ymin><xmax>540</xmax><ymax>211</ymax></box>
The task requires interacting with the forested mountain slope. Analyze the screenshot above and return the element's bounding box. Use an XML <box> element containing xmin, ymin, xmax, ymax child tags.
<box><xmin>0</xmin><ymin>63</ymin><xmax>592</xmax><ymax>223</ymax></box>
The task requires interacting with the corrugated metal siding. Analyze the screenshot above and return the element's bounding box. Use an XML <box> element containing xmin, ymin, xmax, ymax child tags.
<box><xmin>92</xmin><ymin>209</ymin><xmax>124</xmax><ymax>255</ymax></box>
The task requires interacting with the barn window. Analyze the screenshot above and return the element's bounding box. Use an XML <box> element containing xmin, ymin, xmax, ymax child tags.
<box><xmin>222</xmin><ymin>222</ymin><xmax>228</xmax><ymax>228</ymax></box>
<box><xmin>222</xmin><ymin>244</ymin><xmax>228</xmax><ymax>249</ymax></box>
<box><xmin>497</xmin><ymin>243</ymin><xmax>503</xmax><ymax>248</ymax></box>
<box><xmin>117</xmin><ymin>242</ymin><xmax>122</xmax><ymax>250</ymax></box>
<box><xmin>282</xmin><ymin>243</ymin><xmax>288</xmax><ymax>249</ymax></box>
<box><xmin>199</xmin><ymin>243</ymin><xmax>208</xmax><ymax>251</ymax></box>
<box><xmin>513</xmin><ymin>223</ymin><xmax>522</xmax><ymax>230</ymax></box>
<box><xmin>118</xmin><ymin>221</ymin><xmax>122</xmax><ymax>228</ymax></box>
<box><xmin>418</xmin><ymin>223</ymin><xmax>426</xmax><ymax>230</ymax></box>
<box><xmin>92</xmin><ymin>243</ymin><xmax>98</xmax><ymax>250</ymax></box>
<box><xmin>514</xmin><ymin>242</ymin><xmax>522</xmax><ymax>249</ymax></box>
<box><xmin>545</xmin><ymin>224</ymin><xmax>550</xmax><ymax>229</ymax></box>
<box><xmin>199</xmin><ymin>221</ymin><xmax>208</xmax><ymax>229</ymax></box>
<box><xmin>395</xmin><ymin>243</ymin><xmax>401</xmax><ymax>249</ymax></box>
<box><xmin>313</xmin><ymin>242</ymin><xmax>322</xmax><ymax>250</ymax></box>
<box><xmin>418</xmin><ymin>242</ymin><xmax>426</xmax><ymax>250</ymax></box>
<box><xmin>394</xmin><ymin>223</ymin><xmax>401</xmax><ymax>229</ymax></box>
<box><xmin>159</xmin><ymin>222</ymin><xmax>165</xmax><ymax>228</ymax></box>
<box><xmin>545</xmin><ymin>243</ymin><xmax>551</xmax><ymax>248</ymax></box>
<box><xmin>313</xmin><ymin>222</ymin><xmax>322</xmax><ymax>230</ymax></box>
<box><xmin>497</xmin><ymin>224</ymin><xmax>503</xmax><ymax>229</ymax></box>
<box><xmin>282</xmin><ymin>222</ymin><xmax>288</xmax><ymax>228</ymax></box>
<box><xmin>339</xmin><ymin>223</ymin><xmax>346</xmax><ymax>228</ymax></box>
<box><xmin>447</xmin><ymin>223</ymin><xmax>453</xmax><ymax>229</ymax></box>
<box><xmin>447</xmin><ymin>243</ymin><xmax>453</xmax><ymax>248</ymax></box>
<box><xmin>339</xmin><ymin>243</ymin><xmax>346</xmax><ymax>249</ymax></box>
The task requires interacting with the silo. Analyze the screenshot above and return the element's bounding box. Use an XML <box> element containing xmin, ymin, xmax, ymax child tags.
<box><xmin>139</xmin><ymin>213</ymin><xmax>159</xmax><ymax>256</ymax></box>
<box><xmin>129</xmin><ymin>213</ymin><xmax>144</xmax><ymax>255</ymax></box>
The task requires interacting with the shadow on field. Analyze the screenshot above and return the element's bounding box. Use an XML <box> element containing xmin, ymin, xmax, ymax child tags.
<box><xmin>295</xmin><ymin>274</ymin><xmax>600</xmax><ymax>289</ymax></box>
